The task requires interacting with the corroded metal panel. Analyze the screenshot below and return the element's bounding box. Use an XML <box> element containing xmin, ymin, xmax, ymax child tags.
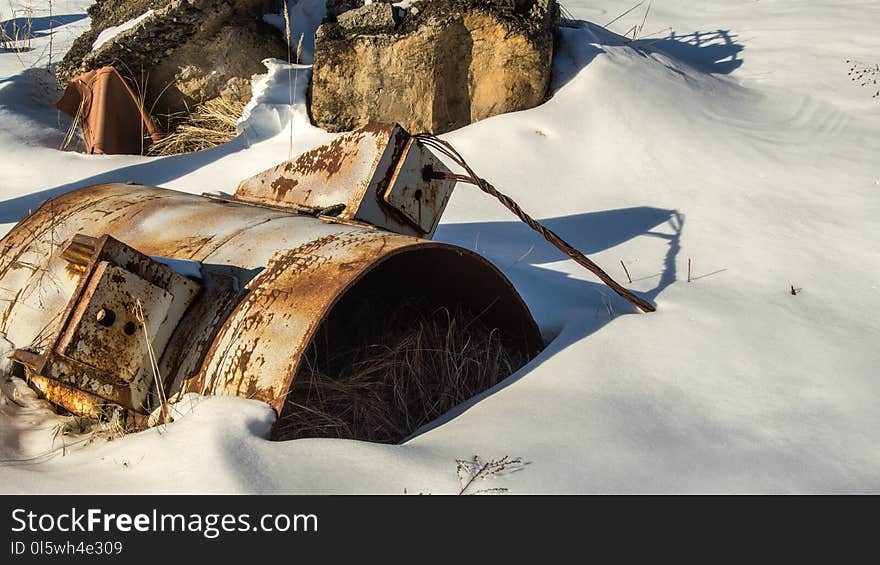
<box><xmin>56</xmin><ymin>261</ymin><xmax>172</xmax><ymax>382</ymax></box>
<box><xmin>27</xmin><ymin>374</ymin><xmax>118</xmax><ymax>421</ymax></box>
<box><xmin>233</xmin><ymin>122</ymin><xmax>456</xmax><ymax>238</ymax></box>
<box><xmin>383</xmin><ymin>137</ymin><xmax>455</xmax><ymax>237</ymax></box>
<box><xmin>234</xmin><ymin>123</ymin><xmax>405</xmax><ymax>216</ymax></box>
<box><xmin>5</xmin><ymin>230</ymin><xmax>202</xmax><ymax>414</ymax></box>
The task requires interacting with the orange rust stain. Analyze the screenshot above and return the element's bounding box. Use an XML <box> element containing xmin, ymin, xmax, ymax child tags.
<box><xmin>270</xmin><ymin>176</ymin><xmax>299</xmax><ymax>199</ymax></box>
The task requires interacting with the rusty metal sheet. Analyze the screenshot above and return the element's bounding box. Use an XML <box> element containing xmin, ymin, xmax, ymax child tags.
<box><xmin>383</xmin><ymin>138</ymin><xmax>455</xmax><ymax>236</ymax></box>
<box><xmin>234</xmin><ymin>123</ymin><xmax>405</xmax><ymax>215</ymax></box>
<box><xmin>27</xmin><ymin>374</ymin><xmax>118</xmax><ymax>421</ymax></box>
<box><xmin>159</xmin><ymin>268</ymin><xmax>244</xmax><ymax>396</ymax></box>
<box><xmin>233</xmin><ymin>123</ymin><xmax>456</xmax><ymax>238</ymax></box>
<box><xmin>5</xmin><ymin>231</ymin><xmax>202</xmax><ymax>414</ymax></box>
<box><xmin>56</xmin><ymin>261</ymin><xmax>172</xmax><ymax>382</ymax></box>
<box><xmin>55</xmin><ymin>66</ymin><xmax>162</xmax><ymax>155</ymax></box>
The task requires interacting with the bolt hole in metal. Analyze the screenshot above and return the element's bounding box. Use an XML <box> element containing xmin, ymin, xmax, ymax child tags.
<box><xmin>421</xmin><ymin>164</ymin><xmax>434</xmax><ymax>181</ymax></box>
<box><xmin>123</xmin><ymin>321</ymin><xmax>137</xmax><ymax>335</ymax></box>
<box><xmin>271</xmin><ymin>248</ymin><xmax>543</xmax><ymax>444</ymax></box>
<box><xmin>96</xmin><ymin>308</ymin><xmax>116</xmax><ymax>327</ymax></box>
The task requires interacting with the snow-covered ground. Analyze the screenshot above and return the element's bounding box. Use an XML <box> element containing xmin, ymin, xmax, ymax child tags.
<box><xmin>0</xmin><ymin>0</ymin><xmax>878</xmax><ymax>493</ymax></box>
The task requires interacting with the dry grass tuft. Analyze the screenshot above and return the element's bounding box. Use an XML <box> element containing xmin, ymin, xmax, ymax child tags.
<box><xmin>50</xmin><ymin>407</ymin><xmax>136</xmax><ymax>453</ymax></box>
<box><xmin>0</xmin><ymin>5</ymin><xmax>33</xmax><ymax>54</ymax></box>
<box><xmin>273</xmin><ymin>299</ymin><xmax>528</xmax><ymax>444</ymax></box>
<box><xmin>147</xmin><ymin>96</ymin><xmax>246</xmax><ymax>156</ymax></box>
<box><xmin>456</xmin><ymin>455</ymin><xmax>525</xmax><ymax>494</ymax></box>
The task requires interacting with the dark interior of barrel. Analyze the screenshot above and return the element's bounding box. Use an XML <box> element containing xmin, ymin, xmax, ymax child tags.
<box><xmin>270</xmin><ymin>247</ymin><xmax>542</xmax><ymax>443</ymax></box>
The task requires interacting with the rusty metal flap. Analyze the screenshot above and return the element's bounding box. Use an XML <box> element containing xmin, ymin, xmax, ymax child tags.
<box><xmin>232</xmin><ymin>123</ymin><xmax>456</xmax><ymax>238</ymax></box>
<box><xmin>383</xmin><ymin>138</ymin><xmax>455</xmax><ymax>236</ymax></box>
<box><xmin>55</xmin><ymin>66</ymin><xmax>162</xmax><ymax>155</ymax></box>
<box><xmin>55</xmin><ymin>261</ymin><xmax>173</xmax><ymax>381</ymax></box>
<box><xmin>21</xmin><ymin>234</ymin><xmax>202</xmax><ymax>414</ymax></box>
<box><xmin>234</xmin><ymin>123</ymin><xmax>407</xmax><ymax>215</ymax></box>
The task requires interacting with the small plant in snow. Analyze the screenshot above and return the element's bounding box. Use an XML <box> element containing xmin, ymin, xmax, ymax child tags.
<box><xmin>847</xmin><ymin>59</ymin><xmax>879</xmax><ymax>98</ymax></box>
<box><xmin>0</xmin><ymin>1</ymin><xmax>33</xmax><ymax>62</ymax></box>
<box><xmin>456</xmin><ymin>455</ymin><xmax>525</xmax><ymax>495</ymax></box>
<box><xmin>49</xmin><ymin>407</ymin><xmax>132</xmax><ymax>455</ymax></box>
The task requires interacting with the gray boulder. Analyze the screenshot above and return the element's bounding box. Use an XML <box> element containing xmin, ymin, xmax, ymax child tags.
<box><xmin>336</xmin><ymin>3</ymin><xmax>399</xmax><ymax>32</ymax></box>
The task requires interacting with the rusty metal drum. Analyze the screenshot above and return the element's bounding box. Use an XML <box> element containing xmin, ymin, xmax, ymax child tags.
<box><xmin>0</xmin><ymin>183</ymin><xmax>541</xmax><ymax>423</ymax></box>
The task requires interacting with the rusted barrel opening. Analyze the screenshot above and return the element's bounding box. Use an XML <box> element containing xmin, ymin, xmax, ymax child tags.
<box><xmin>271</xmin><ymin>247</ymin><xmax>542</xmax><ymax>443</ymax></box>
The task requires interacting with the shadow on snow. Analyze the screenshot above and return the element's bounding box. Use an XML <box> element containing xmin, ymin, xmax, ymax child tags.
<box><xmin>414</xmin><ymin>207</ymin><xmax>685</xmax><ymax>438</ymax></box>
<box><xmin>551</xmin><ymin>20</ymin><xmax>744</xmax><ymax>92</ymax></box>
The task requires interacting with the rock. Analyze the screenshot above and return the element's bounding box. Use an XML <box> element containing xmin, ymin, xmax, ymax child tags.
<box><xmin>57</xmin><ymin>0</ymin><xmax>287</xmax><ymax>126</ymax></box>
<box><xmin>336</xmin><ymin>3</ymin><xmax>399</xmax><ymax>32</ymax></box>
<box><xmin>311</xmin><ymin>0</ymin><xmax>559</xmax><ymax>134</ymax></box>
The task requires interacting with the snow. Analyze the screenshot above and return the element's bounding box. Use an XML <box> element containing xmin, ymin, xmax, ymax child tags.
<box><xmin>0</xmin><ymin>0</ymin><xmax>878</xmax><ymax>493</ymax></box>
<box><xmin>0</xmin><ymin>376</ymin><xmax>71</xmax><ymax>466</ymax></box>
<box><xmin>263</xmin><ymin>0</ymin><xmax>326</xmax><ymax>65</ymax></box>
<box><xmin>238</xmin><ymin>58</ymin><xmax>324</xmax><ymax>146</ymax></box>
<box><xmin>91</xmin><ymin>9</ymin><xmax>154</xmax><ymax>51</ymax></box>
<box><xmin>149</xmin><ymin>256</ymin><xmax>203</xmax><ymax>280</ymax></box>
